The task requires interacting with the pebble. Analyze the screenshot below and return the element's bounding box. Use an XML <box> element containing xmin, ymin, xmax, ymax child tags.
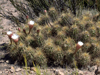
<box><xmin>6</xmin><ymin>60</ymin><xmax>9</xmax><ymax>63</ymax></box>
<box><xmin>30</xmin><ymin>67</ymin><xmax>36</xmax><ymax>72</ymax></box>
<box><xmin>10</xmin><ymin>66</ymin><xmax>15</xmax><ymax>73</ymax></box>
<box><xmin>88</xmin><ymin>65</ymin><xmax>97</xmax><ymax>72</ymax></box>
<box><xmin>0</xmin><ymin>71</ymin><xmax>2</xmax><ymax>74</ymax></box>
<box><xmin>15</xmin><ymin>68</ymin><xmax>21</xmax><ymax>72</ymax></box>
<box><xmin>78</xmin><ymin>70</ymin><xmax>84</xmax><ymax>75</ymax></box>
<box><xmin>53</xmin><ymin>69</ymin><xmax>64</xmax><ymax>75</ymax></box>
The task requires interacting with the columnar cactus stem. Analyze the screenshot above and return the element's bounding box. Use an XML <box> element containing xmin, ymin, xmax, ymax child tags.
<box><xmin>28</xmin><ymin>20</ymin><xmax>34</xmax><ymax>34</ymax></box>
<box><xmin>7</xmin><ymin>31</ymin><xmax>13</xmax><ymax>44</ymax></box>
<box><xmin>73</xmin><ymin>41</ymin><xmax>84</xmax><ymax>55</ymax></box>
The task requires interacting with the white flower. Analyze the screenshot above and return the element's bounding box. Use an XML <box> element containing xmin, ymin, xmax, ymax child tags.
<box><xmin>11</xmin><ymin>34</ymin><xmax>19</xmax><ymax>40</ymax></box>
<box><xmin>28</xmin><ymin>20</ymin><xmax>34</xmax><ymax>25</ymax></box>
<box><xmin>78</xmin><ymin>41</ymin><xmax>84</xmax><ymax>46</ymax></box>
<box><xmin>7</xmin><ymin>31</ymin><xmax>12</xmax><ymax>35</ymax></box>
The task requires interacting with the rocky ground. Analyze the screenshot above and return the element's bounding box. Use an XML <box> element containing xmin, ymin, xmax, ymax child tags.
<box><xmin>0</xmin><ymin>0</ymin><xmax>100</xmax><ymax>75</ymax></box>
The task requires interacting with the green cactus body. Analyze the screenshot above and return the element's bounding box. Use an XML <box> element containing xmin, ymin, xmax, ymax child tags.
<box><xmin>96</xmin><ymin>25</ymin><xmax>100</xmax><ymax>36</ymax></box>
<box><xmin>91</xmin><ymin>43</ymin><xmax>100</xmax><ymax>57</ymax></box>
<box><xmin>52</xmin><ymin>46</ymin><xmax>64</xmax><ymax>65</ymax></box>
<box><xmin>43</xmin><ymin>38</ymin><xmax>55</xmax><ymax>57</ymax></box>
<box><xmin>7</xmin><ymin>6</ymin><xmax>100</xmax><ymax>67</ymax></box>
<box><xmin>77</xmin><ymin>20</ymin><xmax>86</xmax><ymax>31</ymax></box>
<box><xmin>70</xmin><ymin>25</ymin><xmax>80</xmax><ymax>39</ymax></box>
<box><xmin>64</xmin><ymin>49</ymin><xmax>74</xmax><ymax>65</ymax></box>
<box><xmin>79</xmin><ymin>31</ymin><xmax>90</xmax><ymax>42</ymax></box>
<box><xmin>88</xmin><ymin>26</ymin><xmax>97</xmax><ymax>36</ymax></box>
<box><xmin>48</xmin><ymin>7</ymin><xmax>58</xmax><ymax>22</ymax></box>
<box><xmin>59</xmin><ymin>13</ymin><xmax>73</xmax><ymax>26</ymax></box>
<box><xmin>41</xmin><ymin>25</ymin><xmax>52</xmax><ymax>38</ymax></box>
<box><xmin>93</xmin><ymin>58</ymin><xmax>100</xmax><ymax>66</ymax></box>
<box><xmin>37</xmin><ymin>15</ymin><xmax>50</xmax><ymax>25</ymax></box>
<box><xmin>34</xmin><ymin>48</ymin><xmax>47</xmax><ymax>66</ymax></box>
<box><xmin>82</xmin><ymin>42</ymin><xmax>91</xmax><ymax>52</ymax></box>
<box><xmin>62</xmin><ymin>26</ymin><xmax>69</xmax><ymax>36</ymax></box>
<box><xmin>90</xmin><ymin>37</ymin><xmax>97</xmax><ymax>43</ymax></box>
<box><xmin>78</xmin><ymin>52</ymin><xmax>91</xmax><ymax>66</ymax></box>
<box><xmin>62</xmin><ymin>37</ymin><xmax>75</xmax><ymax>51</ymax></box>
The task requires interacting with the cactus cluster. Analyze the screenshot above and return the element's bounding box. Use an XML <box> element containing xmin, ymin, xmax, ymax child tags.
<box><xmin>7</xmin><ymin>7</ymin><xmax>100</xmax><ymax>67</ymax></box>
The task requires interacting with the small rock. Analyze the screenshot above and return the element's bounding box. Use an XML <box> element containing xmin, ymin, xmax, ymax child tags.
<box><xmin>30</xmin><ymin>67</ymin><xmax>36</xmax><ymax>72</ymax></box>
<box><xmin>0</xmin><ymin>60</ymin><xmax>4</xmax><ymax>63</ymax></box>
<box><xmin>6</xmin><ymin>60</ymin><xmax>9</xmax><ymax>63</ymax></box>
<box><xmin>10</xmin><ymin>66</ymin><xmax>15</xmax><ymax>73</ymax></box>
<box><xmin>88</xmin><ymin>65</ymin><xmax>97</xmax><ymax>72</ymax></box>
<box><xmin>78</xmin><ymin>70</ymin><xmax>84</xmax><ymax>75</ymax></box>
<box><xmin>10</xmin><ymin>69</ymin><xmax>14</xmax><ymax>73</ymax></box>
<box><xmin>53</xmin><ymin>69</ymin><xmax>64</xmax><ymax>75</ymax></box>
<box><xmin>28</xmin><ymin>71</ymin><xmax>34</xmax><ymax>74</ymax></box>
<box><xmin>0</xmin><ymin>71</ymin><xmax>2</xmax><ymax>74</ymax></box>
<box><xmin>15</xmin><ymin>68</ymin><xmax>21</xmax><ymax>72</ymax></box>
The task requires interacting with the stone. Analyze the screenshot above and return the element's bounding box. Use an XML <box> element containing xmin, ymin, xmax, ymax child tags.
<box><xmin>88</xmin><ymin>65</ymin><xmax>97</xmax><ymax>72</ymax></box>
<box><xmin>0</xmin><ymin>71</ymin><xmax>2</xmax><ymax>74</ymax></box>
<box><xmin>10</xmin><ymin>66</ymin><xmax>15</xmax><ymax>73</ymax></box>
<box><xmin>30</xmin><ymin>67</ymin><xmax>37</xmax><ymax>72</ymax></box>
<box><xmin>28</xmin><ymin>71</ymin><xmax>34</xmax><ymax>74</ymax></box>
<box><xmin>15</xmin><ymin>68</ymin><xmax>21</xmax><ymax>72</ymax></box>
<box><xmin>0</xmin><ymin>60</ymin><xmax>4</xmax><ymax>63</ymax></box>
<box><xmin>10</xmin><ymin>69</ymin><xmax>14</xmax><ymax>73</ymax></box>
<box><xmin>95</xmin><ymin>66</ymin><xmax>100</xmax><ymax>75</ymax></box>
<box><xmin>53</xmin><ymin>69</ymin><xmax>64</xmax><ymax>75</ymax></box>
<box><xmin>6</xmin><ymin>60</ymin><xmax>9</xmax><ymax>63</ymax></box>
<box><xmin>78</xmin><ymin>70</ymin><xmax>84</xmax><ymax>75</ymax></box>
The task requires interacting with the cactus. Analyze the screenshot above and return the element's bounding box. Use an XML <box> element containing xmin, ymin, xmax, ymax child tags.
<box><xmin>90</xmin><ymin>37</ymin><xmax>97</xmax><ymax>43</ymax></box>
<box><xmin>77</xmin><ymin>20</ymin><xmax>86</xmax><ymax>31</ymax></box>
<box><xmin>7</xmin><ymin>7</ymin><xmax>100</xmax><ymax>67</ymax></box>
<box><xmin>93</xmin><ymin>58</ymin><xmax>100</xmax><ymax>66</ymax></box>
<box><xmin>52</xmin><ymin>46</ymin><xmax>64</xmax><ymax>65</ymax></box>
<box><xmin>34</xmin><ymin>47</ymin><xmax>47</xmax><ymax>66</ymax></box>
<box><xmin>82</xmin><ymin>42</ymin><xmax>91</xmax><ymax>52</ymax></box>
<box><xmin>85</xmin><ymin>21</ymin><xmax>94</xmax><ymax>29</ymax></box>
<box><xmin>88</xmin><ymin>26</ymin><xmax>97</xmax><ymax>36</ymax></box>
<box><xmin>96</xmin><ymin>24</ymin><xmax>100</xmax><ymax>36</ymax></box>
<box><xmin>90</xmin><ymin>43</ymin><xmax>100</xmax><ymax>57</ymax></box>
<box><xmin>62</xmin><ymin>26</ymin><xmax>69</xmax><ymax>36</ymax></box>
<box><xmin>79</xmin><ymin>30</ymin><xmax>90</xmax><ymax>42</ymax></box>
<box><xmin>62</xmin><ymin>37</ymin><xmax>75</xmax><ymax>51</ymax></box>
<box><xmin>37</xmin><ymin>15</ymin><xmax>50</xmax><ymax>26</ymax></box>
<box><xmin>41</xmin><ymin>25</ymin><xmax>52</xmax><ymax>38</ymax></box>
<box><xmin>43</xmin><ymin>38</ymin><xmax>55</xmax><ymax>58</ymax></box>
<box><xmin>35</xmin><ymin>33</ymin><xmax>45</xmax><ymax>47</ymax></box>
<box><xmin>82</xmin><ymin>15</ymin><xmax>91</xmax><ymax>21</ymax></box>
<box><xmin>78</xmin><ymin>52</ymin><xmax>91</xmax><ymax>66</ymax></box>
<box><xmin>64</xmin><ymin>49</ymin><xmax>74</xmax><ymax>65</ymax></box>
<box><xmin>57</xmin><ymin>30</ymin><xmax>66</xmax><ymax>40</ymax></box>
<box><xmin>58</xmin><ymin>13</ymin><xmax>74</xmax><ymax>26</ymax></box>
<box><xmin>48</xmin><ymin>7</ymin><xmax>58</xmax><ymax>22</ymax></box>
<box><xmin>70</xmin><ymin>24</ymin><xmax>80</xmax><ymax>40</ymax></box>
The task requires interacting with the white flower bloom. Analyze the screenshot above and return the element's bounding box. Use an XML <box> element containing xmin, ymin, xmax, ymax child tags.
<box><xmin>11</xmin><ymin>34</ymin><xmax>19</xmax><ymax>40</ymax></box>
<box><xmin>7</xmin><ymin>31</ymin><xmax>12</xmax><ymax>35</ymax></box>
<box><xmin>78</xmin><ymin>41</ymin><xmax>84</xmax><ymax>46</ymax></box>
<box><xmin>28</xmin><ymin>20</ymin><xmax>34</xmax><ymax>25</ymax></box>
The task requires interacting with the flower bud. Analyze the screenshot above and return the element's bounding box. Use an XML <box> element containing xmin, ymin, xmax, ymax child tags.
<box><xmin>74</xmin><ymin>41</ymin><xmax>84</xmax><ymax>55</ymax></box>
<box><xmin>11</xmin><ymin>34</ymin><xmax>19</xmax><ymax>45</ymax></box>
